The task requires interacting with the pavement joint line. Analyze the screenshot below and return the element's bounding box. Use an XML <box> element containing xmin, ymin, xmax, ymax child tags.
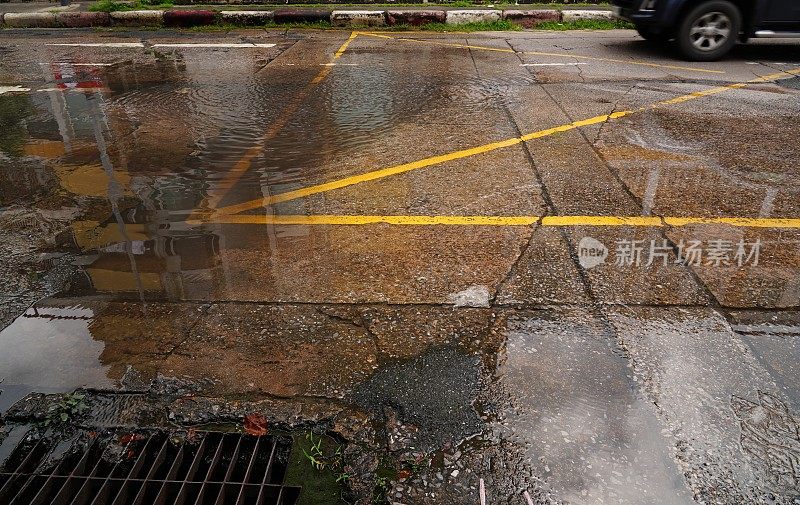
<box><xmin>187</xmin><ymin>214</ymin><xmax>800</xmax><ymax>228</ymax></box>
<box><xmin>203</xmin><ymin>67</ymin><xmax>800</xmax><ymax>221</ymax></box>
<box><xmin>358</xmin><ymin>32</ymin><xmax>726</xmax><ymax>74</ymax></box>
<box><xmin>186</xmin><ymin>31</ymin><xmax>359</xmax><ymax>220</ymax></box>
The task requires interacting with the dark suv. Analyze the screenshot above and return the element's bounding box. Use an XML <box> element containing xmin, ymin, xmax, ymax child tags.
<box><xmin>612</xmin><ymin>0</ymin><xmax>800</xmax><ymax>60</ymax></box>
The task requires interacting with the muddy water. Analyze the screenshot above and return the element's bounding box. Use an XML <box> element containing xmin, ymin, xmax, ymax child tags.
<box><xmin>1</xmin><ymin>30</ymin><xmax>800</xmax><ymax>504</ymax></box>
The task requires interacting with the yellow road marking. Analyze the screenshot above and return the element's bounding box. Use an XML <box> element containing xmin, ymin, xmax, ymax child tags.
<box><xmin>191</xmin><ymin>214</ymin><xmax>540</xmax><ymax>226</ymax></box>
<box><xmin>542</xmin><ymin>216</ymin><xmax>662</xmax><ymax>226</ymax></box>
<box><xmin>663</xmin><ymin>217</ymin><xmax>800</xmax><ymax>228</ymax></box>
<box><xmin>359</xmin><ymin>32</ymin><xmax>726</xmax><ymax>74</ymax></box>
<box><xmin>189</xmin><ymin>214</ymin><xmax>800</xmax><ymax>228</ymax></box>
<box><xmin>204</xmin><ymin>68</ymin><xmax>799</xmax><ymax>221</ymax></box>
<box><xmin>188</xmin><ymin>31</ymin><xmax>359</xmax><ymax>219</ymax></box>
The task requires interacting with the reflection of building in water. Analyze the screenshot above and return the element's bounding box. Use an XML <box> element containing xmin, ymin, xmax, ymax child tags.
<box><xmin>1</xmin><ymin>53</ymin><xmax>243</xmax><ymax>300</ymax></box>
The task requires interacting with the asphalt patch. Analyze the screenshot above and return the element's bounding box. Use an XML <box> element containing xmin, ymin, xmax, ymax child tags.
<box><xmin>350</xmin><ymin>346</ymin><xmax>483</xmax><ymax>452</ymax></box>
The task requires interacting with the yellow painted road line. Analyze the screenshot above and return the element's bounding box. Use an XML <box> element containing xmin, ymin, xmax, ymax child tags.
<box><xmin>541</xmin><ymin>215</ymin><xmax>663</xmax><ymax>226</ymax></box>
<box><xmin>189</xmin><ymin>214</ymin><xmax>800</xmax><ymax>228</ymax></box>
<box><xmin>663</xmin><ymin>217</ymin><xmax>800</xmax><ymax>228</ymax></box>
<box><xmin>203</xmin><ymin>66</ymin><xmax>800</xmax><ymax>222</ymax></box>
<box><xmin>359</xmin><ymin>32</ymin><xmax>726</xmax><ymax>74</ymax></box>
<box><xmin>188</xmin><ymin>31</ymin><xmax>359</xmax><ymax>219</ymax></box>
<box><xmin>191</xmin><ymin>214</ymin><xmax>540</xmax><ymax>226</ymax></box>
<box><xmin>212</xmin><ymin>135</ymin><xmax>530</xmax><ymax>217</ymax></box>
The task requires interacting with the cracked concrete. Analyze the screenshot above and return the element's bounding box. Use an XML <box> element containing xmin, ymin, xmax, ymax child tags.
<box><xmin>1</xmin><ymin>28</ymin><xmax>799</xmax><ymax>505</ymax></box>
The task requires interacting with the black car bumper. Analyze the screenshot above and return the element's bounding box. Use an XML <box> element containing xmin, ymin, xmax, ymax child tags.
<box><xmin>612</xmin><ymin>1</ymin><xmax>663</xmax><ymax>27</ymax></box>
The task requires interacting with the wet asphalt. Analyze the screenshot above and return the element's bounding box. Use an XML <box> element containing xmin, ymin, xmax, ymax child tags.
<box><xmin>0</xmin><ymin>28</ymin><xmax>799</xmax><ymax>504</ymax></box>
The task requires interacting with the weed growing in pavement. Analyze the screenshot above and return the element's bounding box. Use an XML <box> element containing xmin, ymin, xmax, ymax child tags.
<box><xmin>43</xmin><ymin>392</ymin><xmax>89</xmax><ymax>427</ymax></box>
<box><xmin>534</xmin><ymin>18</ymin><xmax>635</xmax><ymax>30</ymax></box>
<box><xmin>301</xmin><ymin>432</ymin><xmax>351</xmax><ymax>479</ymax></box>
<box><xmin>187</xmin><ymin>20</ymin><xmax>335</xmax><ymax>31</ymax></box>
<box><xmin>419</xmin><ymin>19</ymin><xmax>522</xmax><ymax>31</ymax></box>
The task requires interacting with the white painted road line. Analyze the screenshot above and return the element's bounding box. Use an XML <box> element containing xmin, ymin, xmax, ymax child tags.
<box><xmin>521</xmin><ymin>62</ymin><xmax>588</xmax><ymax>67</ymax></box>
<box><xmin>47</xmin><ymin>43</ymin><xmax>145</xmax><ymax>48</ymax></box>
<box><xmin>0</xmin><ymin>86</ymin><xmax>31</xmax><ymax>95</ymax></box>
<box><xmin>45</xmin><ymin>43</ymin><xmax>276</xmax><ymax>49</ymax></box>
<box><xmin>151</xmin><ymin>43</ymin><xmax>276</xmax><ymax>48</ymax></box>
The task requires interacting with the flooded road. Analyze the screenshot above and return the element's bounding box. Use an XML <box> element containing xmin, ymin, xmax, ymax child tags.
<box><xmin>1</xmin><ymin>28</ymin><xmax>799</xmax><ymax>504</ymax></box>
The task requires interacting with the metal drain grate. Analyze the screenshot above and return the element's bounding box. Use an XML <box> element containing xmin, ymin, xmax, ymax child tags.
<box><xmin>0</xmin><ymin>430</ymin><xmax>301</xmax><ymax>505</ymax></box>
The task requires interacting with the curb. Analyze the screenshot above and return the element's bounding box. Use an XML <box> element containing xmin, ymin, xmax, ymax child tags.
<box><xmin>163</xmin><ymin>9</ymin><xmax>216</xmax><ymax>27</ymax></box>
<box><xmin>2</xmin><ymin>12</ymin><xmax>59</xmax><ymax>28</ymax></box>
<box><xmin>272</xmin><ymin>8</ymin><xmax>330</xmax><ymax>24</ymax></box>
<box><xmin>110</xmin><ymin>10</ymin><xmax>164</xmax><ymax>26</ymax></box>
<box><xmin>331</xmin><ymin>10</ymin><xmax>385</xmax><ymax>27</ymax></box>
<box><xmin>219</xmin><ymin>10</ymin><xmax>273</xmax><ymax>25</ymax></box>
<box><xmin>386</xmin><ymin>10</ymin><xmax>446</xmax><ymax>26</ymax></box>
<box><xmin>562</xmin><ymin>9</ymin><xmax>618</xmax><ymax>21</ymax></box>
<box><xmin>502</xmin><ymin>9</ymin><xmax>561</xmax><ymax>28</ymax></box>
<box><xmin>56</xmin><ymin>11</ymin><xmax>111</xmax><ymax>27</ymax></box>
<box><xmin>0</xmin><ymin>7</ymin><xmax>617</xmax><ymax>29</ymax></box>
<box><xmin>445</xmin><ymin>9</ymin><xmax>501</xmax><ymax>25</ymax></box>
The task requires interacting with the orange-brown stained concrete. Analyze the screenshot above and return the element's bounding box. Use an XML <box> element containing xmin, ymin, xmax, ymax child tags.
<box><xmin>1</xmin><ymin>28</ymin><xmax>800</xmax><ymax>505</ymax></box>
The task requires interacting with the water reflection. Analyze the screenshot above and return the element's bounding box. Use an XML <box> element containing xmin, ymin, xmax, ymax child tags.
<box><xmin>0</xmin><ymin>39</ymin><xmax>798</xmax><ymax>307</ymax></box>
<box><xmin>0</xmin><ymin>305</ymin><xmax>112</xmax><ymax>411</ymax></box>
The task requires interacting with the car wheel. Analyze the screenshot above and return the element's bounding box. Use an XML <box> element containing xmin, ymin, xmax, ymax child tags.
<box><xmin>636</xmin><ymin>26</ymin><xmax>670</xmax><ymax>44</ymax></box>
<box><xmin>677</xmin><ymin>1</ymin><xmax>741</xmax><ymax>61</ymax></box>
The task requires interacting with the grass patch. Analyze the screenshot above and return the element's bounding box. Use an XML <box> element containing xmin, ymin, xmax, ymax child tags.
<box><xmin>417</xmin><ymin>19</ymin><xmax>521</xmax><ymax>31</ymax></box>
<box><xmin>534</xmin><ymin>18</ymin><xmax>634</xmax><ymax>30</ymax></box>
<box><xmin>89</xmin><ymin>0</ymin><xmax>174</xmax><ymax>12</ymax></box>
<box><xmin>187</xmin><ymin>20</ymin><xmax>334</xmax><ymax>31</ymax></box>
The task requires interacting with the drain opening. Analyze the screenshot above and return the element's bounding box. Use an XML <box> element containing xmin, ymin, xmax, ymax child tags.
<box><xmin>0</xmin><ymin>430</ymin><xmax>301</xmax><ymax>505</ymax></box>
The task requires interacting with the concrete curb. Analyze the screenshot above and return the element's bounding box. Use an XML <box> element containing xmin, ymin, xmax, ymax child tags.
<box><xmin>56</xmin><ymin>11</ymin><xmax>111</xmax><ymax>27</ymax></box>
<box><xmin>445</xmin><ymin>9</ymin><xmax>501</xmax><ymax>25</ymax></box>
<box><xmin>2</xmin><ymin>12</ymin><xmax>58</xmax><ymax>28</ymax></box>
<box><xmin>219</xmin><ymin>10</ymin><xmax>273</xmax><ymax>25</ymax></box>
<box><xmin>163</xmin><ymin>9</ymin><xmax>217</xmax><ymax>27</ymax></box>
<box><xmin>331</xmin><ymin>10</ymin><xmax>385</xmax><ymax>27</ymax></box>
<box><xmin>110</xmin><ymin>10</ymin><xmax>164</xmax><ymax>26</ymax></box>
<box><xmin>0</xmin><ymin>7</ymin><xmax>617</xmax><ymax>29</ymax></box>
<box><xmin>272</xmin><ymin>8</ymin><xmax>330</xmax><ymax>24</ymax></box>
<box><xmin>562</xmin><ymin>9</ymin><xmax>618</xmax><ymax>21</ymax></box>
<box><xmin>502</xmin><ymin>9</ymin><xmax>561</xmax><ymax>28</ymax></box>
<box><xmin>386</xmin><ymin>10</ymin><xmax>446</xmax><ymax>26</ymax></box>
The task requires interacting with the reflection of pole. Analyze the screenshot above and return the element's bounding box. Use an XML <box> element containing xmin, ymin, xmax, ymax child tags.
<box><xmin>642</xmin><ymin>167</ymin><xmax>661</xmax><ymax>216</ymax></box>
<box><xmin>39</xmin><ymin>63</ymin><xmax>73</xmax><ymax>153</ymax></box>
<box><xmin>87</xmin><ymin>92</ymin><xmax>147</xmax><ymax>307</ymax></box>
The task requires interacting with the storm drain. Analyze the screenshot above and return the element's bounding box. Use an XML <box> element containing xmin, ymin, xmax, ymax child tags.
<box><xmin>0</xmin><ymin>430</ymin><xmax>301</xmax><ymax>505</ymax></box>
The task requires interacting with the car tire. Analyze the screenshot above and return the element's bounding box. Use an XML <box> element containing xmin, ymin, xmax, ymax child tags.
<box><xmin>676</xmin><ymin>0</ymin><xmax>741</xmax><ymax>61</ymax></box>
<box><xmin>636</xmin><ymin>25</ymin><xmax>671</xmax><ymax>44</ymax></box>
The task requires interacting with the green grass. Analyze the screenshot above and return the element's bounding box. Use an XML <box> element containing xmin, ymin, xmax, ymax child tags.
<box><xmin>534</xmin><ymin>18</ymin><xmax>634</xmax><ymax>30</ymax></box>
<box><xmin>119</xmin><ymin>18</ymin><xmax>630</xmax><ymax>32</ymax></box>
<box><xmin>89</xmin><ymin>0</ymin><xmax>174</xmax><ymax>12</ymax></box>
<box><xmin>414</xmin><ymin>19</ymin><xmax>522</xmax><ymax>31</ymax></box>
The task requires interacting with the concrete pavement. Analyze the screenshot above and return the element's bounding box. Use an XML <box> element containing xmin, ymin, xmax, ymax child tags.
<box><xmin>0</xmin><ymin>28</ymin><xmax>799</xmax><ymax>504</ymax></box>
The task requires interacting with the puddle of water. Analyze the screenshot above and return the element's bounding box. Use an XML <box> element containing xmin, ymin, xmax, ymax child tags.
<box><xmin>494</xmin><ymin>311</ymin><xmax>694</xmax><ymax>505</ymax></box>
<box><xmin>0</xmin><ymin>305</ymin><xmax>113</xmax><ymax>412</ymax></box>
